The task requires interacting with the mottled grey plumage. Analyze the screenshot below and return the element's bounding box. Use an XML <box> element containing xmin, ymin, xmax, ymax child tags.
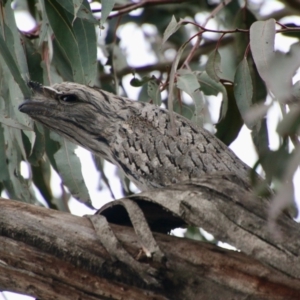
<box><xmin>19</xmin><ymin>82</ymin><xmax>251</xmax><ymax>191</ymax></box>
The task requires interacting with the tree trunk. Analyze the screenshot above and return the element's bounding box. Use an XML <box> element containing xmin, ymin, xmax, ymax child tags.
<box><xmin>1</xmin><ymin>197</ymin><xmax>300</xmax><ymax>300</ymax></box>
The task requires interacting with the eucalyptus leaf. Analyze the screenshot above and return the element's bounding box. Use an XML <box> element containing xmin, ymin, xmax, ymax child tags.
<box><xmin>234</xmin><ymin>58</ymin><xmax>253</xmax><ymax>128</ymax></box>
<box><xmin>44</xmin><ymin>0</ymin><xmax>83</xmax><ymax>81</ymax></box>
<box><xmin>0</xmin><ymin>28</ymin><xmax>30</xmax><ymax>97</ymax></box>
<box><xmin>177</xmin><ymin>72</ymin><xmax>203</xmax><ymax>127</ymax></box>
<box><xmin>0</xmin><ymin>115</ymin><xmax>33</xmax><ymax>131</ymax></box>
<box><xmin>277</xmin><ymin>106</ymin><xmax>300</xmax><ymax>136</ymax></box>
<box><xmin>73</xmin><ymin>0</ymin><xmax>84</xmax><ymax>19</ymax></box>
<box><xmin>147</xmin><ymin>80</ymin><xmax>162</xmax><ymax>105</ymax></box>
<box><xmin>206</xmin><ymin>50</ymin><xmax>223</xmax><ymax>82</ymax></box>
<box><xmin>177</xmin><ymin>73</ymin><xmax>200</xmax><ymax>98</ymax></box>
<box><xmin>3</xmin><ymin>127</ymin><xmax>34</xmax><ymax>203</ymax></box>
<box><xmin>250</xmin><ymin>19</ymin><xmax>275</xmax><ymax>83</ymax></box>
<box><xmin>0</xmin><ymin>126</ymin><xmax>10</xmax><ymax>181</ymax></box>
<box><xmin>173</xmin><ymin>101</ymin><xmax>195</xmax><ymax>120</ymax></box>
<box><xmin>72</xmin><ymin>16</ymin><xmax>97</xmax><ymax>85</ymax></box>
<box><xmin>3</xmin><ymin>2</ymin><xmax>29</xmax><ymax>78</ymax></box>
<box><xmin>191</xmin><ymin>90</ymin><xmax>204</xmax><ymax>128</ymax></box>
<box><xmin>28</xmin><ymin>124</ymin><xmax>46</xmax><ymax>166</ymax></box>
<box><xmin>51</xmin><ymin>132</ymin><xmax>92</xmax><ymax>206</ymax></box>
<box><xmin>100</xmin><ymin>0</ymin><xmax>116</xmax><ymax>27</ymax></box>
<box><xmin>59</xmin><ymin>0</ymin><xmax>98</xmax><ymax>23</ymax></box>
<box><xmin>197</xmin><ymin>71</ymin><xmax>224</xmax><ymax>96</ymax></box>
<box><xmin>162</xmin><ymin>15</ymin><xmax>181</xmax><ymax>44</ymax></box>
<box><xmin>215</xmin><ymin>83</ymin><xmax>243</xmax><ymax>146</ymax></box>
<box><xmin>267</xmin><ymin>43</ymin><xmax>300</xmax><ymax>101</ymax></box>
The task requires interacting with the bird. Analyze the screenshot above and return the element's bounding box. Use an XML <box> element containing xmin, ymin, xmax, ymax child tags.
<box><xmin>19</xmin><ymin>81</ymin><xmax>251</xmax><ymax>191</ymax></box>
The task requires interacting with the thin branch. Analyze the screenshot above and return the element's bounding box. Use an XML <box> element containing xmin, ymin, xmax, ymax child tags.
<box><xmin>99</xmin><ymin>36</ymin><xmax>234</xmax><ymax>82</ymax></box>
<box><xmin>182</xmin><ymin>0</ymin><xmax>233</xmax><ymax>67</ymax></box>
<box><xmin>92</xmin><ymin>0</ymin><xmax>188</xmax><ymax>19</ymax></box>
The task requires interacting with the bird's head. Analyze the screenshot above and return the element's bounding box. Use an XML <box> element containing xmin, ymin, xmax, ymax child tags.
<box><xmin>19</xmin><ymin>81</ymin><xmax>129</xmax><ymax>160</ymax></box>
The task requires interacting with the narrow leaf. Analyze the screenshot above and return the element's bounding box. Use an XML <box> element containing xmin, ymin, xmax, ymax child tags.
<box><xmin>73</xmin><ymin>15</ymin><xmax>97</xmax><ymax>85</ymax></box>
<box><xmin>197</xmin><ymin>71</ymin><xmax>224</xmax><ymax>96</ymax></box>
<box><xmin>177</xmin><ymin>72</ymin><xmax>204</xmax><ymax>127</ymax></box>
<box><xmin>44</xmin><ymin>0</ymin><xmax>85</xmax><ymax>83</ymax></box>
<box><xmin>0</xmin><ymin>115</ymin><xmax>33</xmax><ymax>131</ymax></box>
<box><xmin>162</xmin><ymin>15</ymin><xmax>181</xmax><ymax>44</ymax></box>
<box><xmin>215</xmin><ymin>83</ymin><xmax>243</xmax><ymax>146</ymax></box>
<box><xmin>244</xmin><ymin>103</ymin><xmax>270</xmax><ymax>126</ymax></box>
<box><xmin>277</xmin><ymin>106</ymin><xmax>300</xmax><ymax>136</ymax></box>
<box><xmin>250</xmin><ymin>19</ymin><xmax>275</xmax><ymax>82</ymax></box>
<box><xmin>0</xmin><ymin>30</ymin><xmax>30</xmax><ymax>97</ymax></box>
<box><xmin>234</xmin><ymin>58</ymin><xmax>253</xmax><ymax>128</ymax></box>
<box><xmin>51</xmin><ymin>132</ymin><xmax>92</xmax><ymax>205</ymax></box>
<box><xmin>73</xmin><ymin>0</ymin><xmax>84</xmax><ymax>19</ymax></box>
<box><xmin>206</xmin><ymin>50</ymin><xmax>222</xmax><ymax>82</ymax></box>
<box><xmin>0</xmin><ymin>126</ymin><xmax>10</xmax><ymax>181</ymax></box>
<box><xmin>177</xmin><ymin>73</ymin><xmax>200</xmax><ymax>98</ymax></box>
<box><xmin>100</xmin><ymin>0</ymin><xmax>116</xmax><ymax>27</ymax></box>
<box><xmin>3</xmin><ymin>3</ymin><xmax>29</xmax><ymax>78</ymax></box>
<box><xmin>147</xmin><ymin>80</ymin><xmax>161</xmax><ymax>105</ymax></box>
<box><xmin>191</xmin><ymin>90</ymin><xmax>204</xmax><ymax>128</ymax></box>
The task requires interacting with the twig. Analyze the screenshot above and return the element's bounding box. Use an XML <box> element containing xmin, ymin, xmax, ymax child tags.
<box><xmin>92</xmin><ymin>0</ymin><xmax>188</xmax><ymax>19</ymax></box>
<box><xmin>99</xmin><ymin>36</ymin><xmax>234</xmax><ymax>82</ymax></box>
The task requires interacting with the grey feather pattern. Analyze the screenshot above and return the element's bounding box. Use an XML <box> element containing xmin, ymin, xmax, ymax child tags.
<box><xmin>19</xmin><ymin>82</ymin><xmax>251</xmax><ymax>191</ymax></box>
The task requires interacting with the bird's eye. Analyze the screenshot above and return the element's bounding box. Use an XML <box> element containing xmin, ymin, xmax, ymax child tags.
<box><xmin>60</xmin><ymin>94</ymin><xmax>78</xmax><ymax>102</ymax></box>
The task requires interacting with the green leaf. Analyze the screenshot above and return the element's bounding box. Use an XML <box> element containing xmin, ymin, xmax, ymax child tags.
<box><xmin>197</xmin><ymin>71</ymin><xmax>229</xmax><ymax>124</ymax></box>
<box><xmin>51</xmin><ymin>132</ymin><xmax>92</xmax><ymax>206</ymax></box>
<box><xmin>176</xmin><ymin>72</ymin><xmax>204</xmax><ymax>127</ymax></box>
<box><xmin>73</xmin><ymin>0</ymin><xmax>84</xmax><ymax>19</ymax></box>
<box><xmin>44</xmin><ymin>0</ymin><xmax>97</xmax><ymax>84</ymax></box>
<box><xmin>251</xmin><ymin>119</ymin><xmax>269</xmax><ymax>158</ymax></box>
<box><xmin>3</xmin><ymin>127</ymin><xmax>34</xmax><ymax>203</ymax></box>
<box><xmin>130</xmin><ymin>76</ymin><xmax>150</xmax><ymax>87</ymax></box>
<box><xmin>0</xmin><ymin>27</ymin><xmax>30</xmax><ymax>97</ymax></box>
<box><xmin>215</xmin><ymin>83</ymin><xmax>243</xmax><ymax>146</ymax></box>
<box><xmin>177</xmin><ymin>72</ymin><xmax>200</xmax><ymax>98</ymax></box>
<box><xmin>100</xmin><ymin>0</ymin><xmax>116</xmax><ymax>27</ymax></box>
<box><xmin>162</xmin><ymin>15</ymin><xmax>181</xmax><ymax>44</ymax></box>
<box><xmin>28</xmin><ymin>124</ymin><xmax>46</xmax><ymax>166</ymax></box>
<box><xmin>59</xmin><ymin>0</ymin><xmax>98</xmax><ymax>23</ymax></box>
<box><xmin>243</xmin><ymin>103</ymin><xmax>270</xmax><ymax>128</ymax></box>
<box><xmin>277</xmin><ymin>106</ymin><xmax>300</xmax><ymax>136</ymax></box>
<box><xmin>173</xmin><ymin>101</ymin><xmax>195</xmax><ymax>120</ymax></box>
<box><xmin>3</xmin><ymin>2</ymin><xmax>29</xmax><ymax>79</ymax></box>
<box><xmin>206</xmin><ymin>50</ymin><xmax>223</xmax><ymax>82</ymax></box>
<box><xmin>112</xmin><ymin>45</ymin><xmax>128</xmax><ymax>72</ymax></box>
<box><xmin>197</xmin><ymin>71</ymin><xmax>224</xmax><ymax>96</ymax></box>
<box><xmin>92</xmin><ymin>154</ymin><xmax>115</xmax><ymax>200</ymax></box>
<box><xmin>233</xmin><ymin>7</ymin><xmax>257</xmax><ymax>63</ymax></box>
<box><xmin>0</xmin><ymin>115</ymin><xmax>33</xmax><ymax>131</ymax></box>
<box><xmin>292</xmin><ymin>80</ymin><xmax>300</xmax><ymax>100</ymax></box>
<box><xmin>0</xmin><ymin>126</ymin><xmax>10</xmax><ymax>181</ymax></box>
<box><xmin>52</xmin><ymin>40</ymin><xmax>74</xmax><ymax>81</ymax></box>
<box><xmin>147</xmin><ymin>79</ymin><xmax>161</xmax><ymax>105</ymax></box>
<box><xmin>24</xmin><ymin>37</ymin><xmax>44</xmax><ymax>83</ymax></box>
<box><xmin>190</xmin><ymin>91</ymin><xmax>204</xmax><ymax>128</ymax></box>
<box><xmin>267</xmin><ymin>42</ymin><xmax>300</xmax><ymax>101</ymax></box>
<box><xmin>72</xmin><ymin>16</ymin><xmax>97</xmax><ymax>85</ymax></box>
<box><xmin>234</xmin><ymin>58</ymin><xmax>253</xmax><ymax>128</ymax></box>
<box><xmin>250</xmin><ymin>19</ymin><xmax>275</xmax><ymax>82</ymax></box>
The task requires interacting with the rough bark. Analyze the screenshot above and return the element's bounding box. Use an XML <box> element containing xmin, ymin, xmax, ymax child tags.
<box><xmin>1</xmin><ymin>177</ymin><xmax>300</xmax><ymax>300</ymax></box>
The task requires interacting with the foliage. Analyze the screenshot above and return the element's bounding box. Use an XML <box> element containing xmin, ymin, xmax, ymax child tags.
<box><xmin>1</xmin><ymin>0</ymin><xmax>300</xmax><ymax>218</ymax></box>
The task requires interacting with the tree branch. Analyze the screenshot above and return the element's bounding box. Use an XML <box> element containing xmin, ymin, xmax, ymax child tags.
<box><xmin>100</xmin><ymin>36</ymin><xmax>234</xmax><ymax>82</ymax></box>
<box><xmin>92</xmin><ymin>0</ymin><xmax>188</xmax><ymax>19</ymax></box>
<box><xmin>1</xmin><ymin>194</ymin><xmax>300</xmax><ymax>299</ymax></box>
